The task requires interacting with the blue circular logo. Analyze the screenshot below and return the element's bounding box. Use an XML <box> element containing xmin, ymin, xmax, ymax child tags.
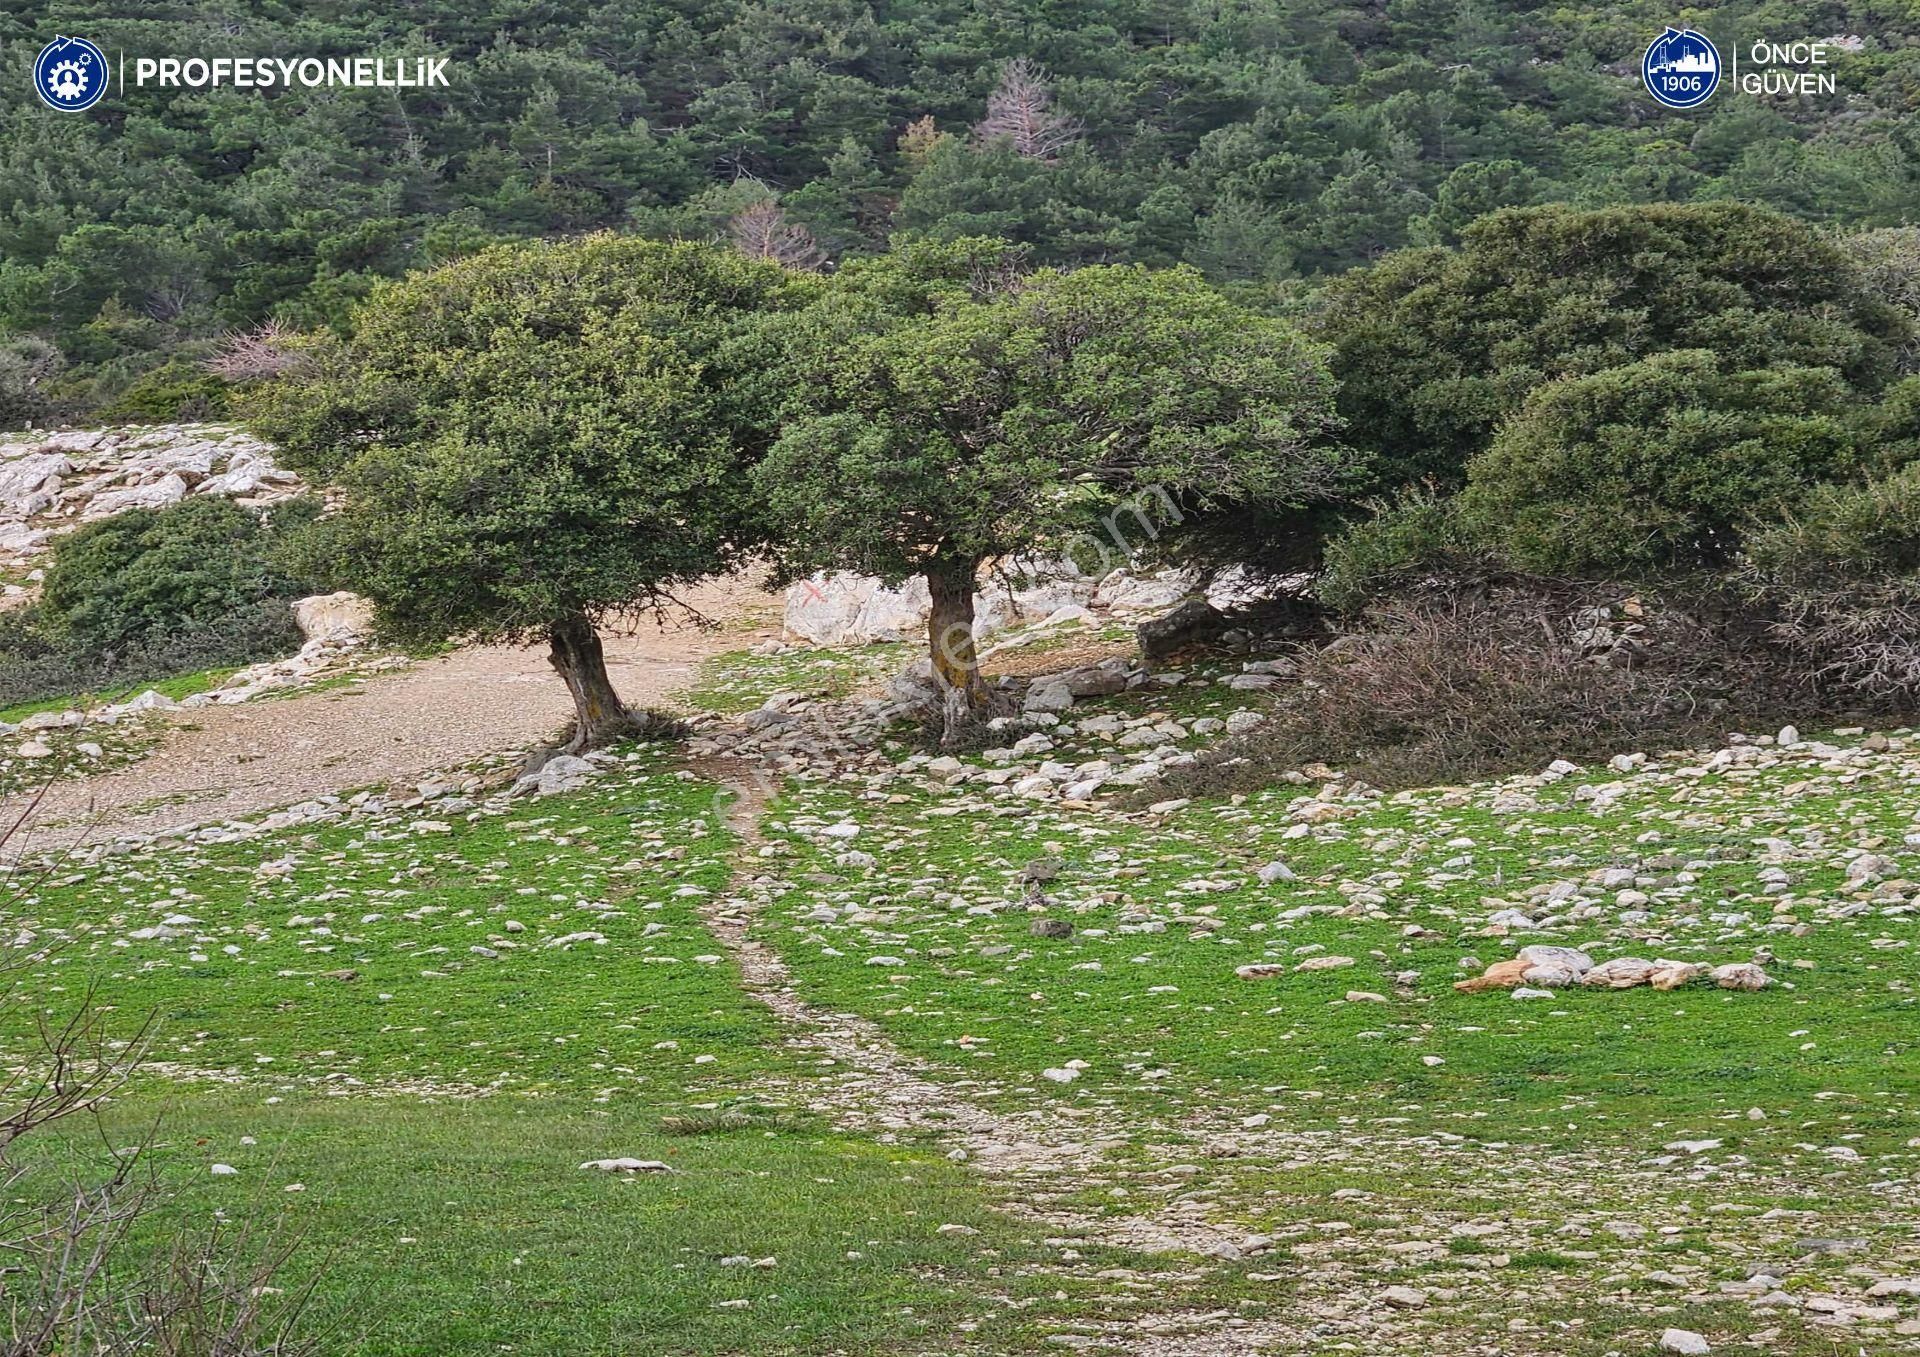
<box><xmin>33</xmin><ymin>35</ymin><xmax>108</xmax><ymax>112</ymax></box>
<box><xmin>1643</xmin><ymin>27</ymin><xmax>1720</xmax><ymax>109</ymax></box>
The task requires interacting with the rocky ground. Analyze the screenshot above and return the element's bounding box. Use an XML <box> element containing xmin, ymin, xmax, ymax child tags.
<box><xmin>0</xmin><ymin>575</ymin><xmax>785</xmax><ymax>847</ymax></box>
<box><xmin>9</xmin><ymin>429</ymin><xmax>1907</xmax><ymax>1352</ymax></box>
<box><xmin>0</xmin><ymin>423</ymin><xmax>305</xmax><ymax>582</ymax></box>
<box><xmin>2</xmin><ymin>590</ymin><xmax>1914</xmax><ymax>1354</ymax></box>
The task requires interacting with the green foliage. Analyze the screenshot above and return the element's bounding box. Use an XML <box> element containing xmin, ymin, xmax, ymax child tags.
<box><xmin>250</xmin><ymin>235</ymin><xmax>801</xmax><ymax>648</ymax></box>
<box><xmin>1456</xmin><ymin>352</ymin><xmax>1861</xmax><ymax>576</ymax></box>
<box><xmin>754</xmin><ymin>243</ymin><xmax>1351</xmax><ymax>585</ymax></box>
<box><xmin>97</xmin><ymin>358</ymin><xmax>231</xmax><ymax>423</ymax></box>
<box><xmin>1746</xmin><ymin>461</ymin><xmax>1920</xmax><ymax>586</ymax></box>
<box><xmin>0</xmin><ymin>496</ymin><xmax>316</xmax><ymax>711</ymax></box>
<box><xmin>5</xmin><ymin>4</ymin><xmax>1920</xmax><ymax>415</ymax></box>
<box><xmin>1318</xmin><ymin>490</ymin><xmax>1477</xmax><ymax>611</ymax></box>
<box><xmin>0</xmin><ymin>334</ymin><xmax>64</xmax><ymax>431</ymax></box>
<box><xmin>40</xmin><ymin>497</ymin><xmax>315</xmax><ymax>653</ymax></box>
<box><xmin>1319</xmin><ymin>203</ymin><xmax>1907</xmax><ymax>490</ymax></box>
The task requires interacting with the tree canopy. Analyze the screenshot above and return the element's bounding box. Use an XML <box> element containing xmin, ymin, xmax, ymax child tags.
<box><xmin>6</xmin><ymin>3</ymin><xmax>1920</xmax><ymax>423</ymax></box>
<box><xmin>754</xmin><ymin>239</ymin><xmax>1348</xmax><ymax>737</ymax></box>
<box><xmin>1317</xmin><ymin>202</ymin><xmax>1910</xmax><ymax>490</ymax></box>
<box><xmin>249</xmin><ymin>233</ymin><xmax>802</xmax><ymax>747</ymax></box>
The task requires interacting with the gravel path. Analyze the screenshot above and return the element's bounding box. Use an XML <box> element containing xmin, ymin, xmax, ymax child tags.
<box><xmin>8</xmin><ymin>578</ymin><xmax>784</xmax><ymax>849</ymax></box>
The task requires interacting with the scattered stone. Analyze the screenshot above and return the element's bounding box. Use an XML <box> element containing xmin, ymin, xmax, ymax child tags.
<box><xmin>1711</xmin><ymin>962</ymin><xmax>1770</xmax><ymax>991</ymax></box>
<box><xmin>579</xmin><ymin>1158</ymin><xmax>674</xmax><ymax>1173</ymax></box>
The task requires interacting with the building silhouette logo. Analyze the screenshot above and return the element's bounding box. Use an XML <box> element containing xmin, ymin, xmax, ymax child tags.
<box><xmin>33</xmin><ymin>35</ymin><xmax>109</xmax><ymax>111</ymax></box>
<box><xmin>1643</xmin><ymin>27</ymin><xmax>1720</xmax><ymax>109</ymax></box>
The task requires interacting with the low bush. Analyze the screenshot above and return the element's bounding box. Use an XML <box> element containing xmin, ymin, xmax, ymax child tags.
<box><xmin>96</xmin><ymin>356</ymin><xmax>231</xmax><ymax>423</ymax></box>
<box><xmin>0</xmin><ymin>601</ymin><xmax>303</xmax><ymax>714</ymax></box>
<box><xmin>41</xmin><ymin>497</ymin><xmax>315</xmax><ymax>653</ymax></box>
<box><xmin>1743</xmin><ymin>462</ymin><xmax>1920</xmax><ymax>700</ymax></box>
<box><xmin>0</xmin><ymin>335</ymin><xmax>65</xmax><ymax>432</ymax></box>
<box><xmin>1158</xmin><ymin>583</ymin><xmax>1894</xmax><ymax>794</ymax></box>
<box><xmin>0</xmin><ymin>497</ymin><xmax>322</xmax><ymax>712</ymax></box>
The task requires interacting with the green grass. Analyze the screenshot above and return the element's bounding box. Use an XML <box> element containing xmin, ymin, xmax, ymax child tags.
<box><xmin>0</xmin><ymin>753</ymin><xmax>1190</xmax><ymax>1355</ymax></box>
<box><xmin>755</xmin><ymin>735</ymin><xmax>1920</xmax><ymax>1155</ymax></box>
<box><xmin>16</xmin><ymin>1088</ymin><xmax>1092</xmax><ymax>1357</ymax></box>
<box><xmin>8</xmin><ymin>686</ymin><xmax>1920</xmax><ymax>1353</ymax></box>
<box><xmin>0</xmin><ymin>756</ymin><xmax>793</xmax><ymax>1098</ymax></box>
<box><xmin>676</xmin><ymin>644</ymin><xmax>910</xmax><ymax>715</ymax></box>
<box><xmin>0</xmin><ymin>665</ymin><xmax>240</xmax><ymax>722</ymax></box>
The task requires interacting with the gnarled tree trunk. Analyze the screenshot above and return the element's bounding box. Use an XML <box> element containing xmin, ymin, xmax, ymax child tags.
<box><xmin>924</xmin><ymin>554</ymin><xmax>996</xmax><ymax>745</ymax></box>
<box><xmin>548</xmin><ymin>612</ymin><xmax>631</xmax><ymax>752</ymax></box>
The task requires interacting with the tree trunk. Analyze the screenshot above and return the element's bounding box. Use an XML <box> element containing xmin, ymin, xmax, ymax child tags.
<box><xmin>548</xmin><ymin>612</ymin><xmax>631</xmax><ymax>752</ymax></box>
<box><xmin>924</xmin><ymin>556</ymin><xmax>995</xmax><ymax>745</ymax></box>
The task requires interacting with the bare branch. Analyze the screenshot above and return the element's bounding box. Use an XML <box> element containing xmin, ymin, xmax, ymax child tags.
<box><xmin>975</xmin><ymin>58</ymin><xmax>1081</xmax><ymax>161</ymax></box>
<box><xmin>203</xmin><ymin>320</ymin><xmax>307</xmax><ymax>383</ymax></box>
<box><xmin>728</xmin><ymin>200</ymin><xmax>826</xmax><ymax>272</ymax></box>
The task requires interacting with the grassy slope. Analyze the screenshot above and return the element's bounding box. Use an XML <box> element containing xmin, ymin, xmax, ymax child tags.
<box><xmin>0</xmin><ymin>756</ymin><xmax>1109</xmax><ymax>1356</ymax></box>
<box><xmin>0</xmin><ymin>666</ymin><xmax>239</xmax><ymax>723</ymax></box>
<box><xmin>5</xmin><ymin>638</ymin><xmax>1920</xmax><ymax>1353</ymax></box>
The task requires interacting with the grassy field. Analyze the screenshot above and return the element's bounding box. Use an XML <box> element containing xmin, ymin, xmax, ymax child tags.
<box><xmin>0</xmin><ymin>754</ymin><xmax>1189</xmax><ymax>1356</ymax></box>
<box><xmin>2</xmin><ymin>662</ymin><xmax>1919</xmax><ymax>1354</ymax></box>
<box><xmin>758</xmin><ymin>762</ymin><xmax>1920</xmax><ymax>1152</ymax></box>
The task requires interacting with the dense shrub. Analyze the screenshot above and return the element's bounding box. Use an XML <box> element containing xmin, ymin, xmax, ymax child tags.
<box><xmin>0</xmin><ymin>601</ymin><xmax>303</xmax><ymax>713</ymax></box>
<box><xmin>1318</xmin><ymin>356</ymin><xmax>1891</xmax><ymax>608</ymax></box>
<box><xmin>1317</xmin><ymin>489</ymin><xmax>1478</xmax><ymax>612</ymax></box>
<box><xmin>1318</xmin><ymin>203</ymin><xmax>1908</xmax><ymax>490</ymax></box>
<box><xmin>1455</xmin><ymin>353</ymin><xmax>1861</xmax><ymax>575</ymax></box>
<box><xmin>40</xmin><ymin>497</ymin><xmax>315</xmax><ymax>653</ymax></box>
<box><xmin>0</xmin><ymin>335</ymin><xmax>64</xmax><ymax>432</ymax></box>
<box><xmin>1743</xmin><ymin>463</ymin><xmax>1920</xmax><ymax>700</ymax></box>
<box><xmin>97</xmin><ymin>358</ymin><xmax>231</xmax><ymax>423</ymax></box>
<box><xmin>0</xmin><ymin>497</ymin><xmax>321</xmax><ymax>711</ymax></box>
<box><xmin>1156</xmin><ymin>586</ymin><xmax>1886</xmax><ymax>794</ymax></box>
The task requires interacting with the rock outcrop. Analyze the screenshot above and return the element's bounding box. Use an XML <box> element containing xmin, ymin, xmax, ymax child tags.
<box><xmin>293</xmin><ymin>591</ymin><xmax>375</xmax><ymax>644</ymax></box>
<box><xmin>0</xmin><ymin>424</ymin><xmax>305</xmax><ymax>571</ymax></box>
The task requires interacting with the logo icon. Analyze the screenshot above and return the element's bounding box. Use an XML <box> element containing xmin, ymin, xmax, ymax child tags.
<box><xmin>33</xmin><ymin>36</ymin><xmax>109</xmax><ymax>112</ymax></box>
<box><xmin>1643</xmin><ymin>27</ymin><xmax>1720</xmax><ymax>109</ymax></box>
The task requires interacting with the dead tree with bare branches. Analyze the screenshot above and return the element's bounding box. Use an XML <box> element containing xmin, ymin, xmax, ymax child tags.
<box><xmin>728</xmin><ymin>199</ymin><xmax>826</xmax><ymax>271</ymax></box>
<box><xmin>202</xmin><ymin>321</ymin><xmax>306</xmax><ymax>384</ymax></box>
<box><xmin>975</xmin><ymin>58</ymin><xmax>1081</xmax><ymax>161</ymax></box>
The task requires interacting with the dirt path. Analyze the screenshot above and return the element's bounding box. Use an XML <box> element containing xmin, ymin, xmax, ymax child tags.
<box><xmin>10</xmin><ymin>578</ymin><xmax>784</xmax><ymax>847</ymax></box>
<box><xmin>697</xmin><ymin>764</ymin><xmax>1305</xmax><ymax>1357</ymax></box>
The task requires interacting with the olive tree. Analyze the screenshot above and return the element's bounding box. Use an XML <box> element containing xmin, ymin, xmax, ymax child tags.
<box><xmin>753</xmin><ymin>241</ymin><xmax>1348</xmax><ymax>740</ymax></box>
<box><xmin>249</xmin><ymin>235</ymin><xmax>800</xmax><ymax>750</ymax></box>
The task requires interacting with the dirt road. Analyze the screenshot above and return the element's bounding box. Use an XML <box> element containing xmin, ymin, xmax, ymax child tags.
<box><xmin>9</xmin><ymin>578</ymin><xmax>783</xmax><ymax>847</ymax></box>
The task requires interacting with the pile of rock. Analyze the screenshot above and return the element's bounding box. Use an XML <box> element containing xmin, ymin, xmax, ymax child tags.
<box><xmin>0</xmin><ymin>424</ymin><xmax>305</xmax><ymax>570</ymax></box>
<box><xmin>1023</xmin><ymin>657</ymin><xmax>1137</xmax><ymax>714</ymax></box>
<box><xmin>1456</xmin><ymin>944</ymin><xmax>1771</xmax><ymax>996</ymax></box>
<box><xmin>187</xmin><ymin>592</ymin><xmax>399</xmax><ymax>706</ymax></box>
<box><xmin>780</xmin><ymin>562</ymin><xmax>1278</xmax><ymax>648</ymax></box>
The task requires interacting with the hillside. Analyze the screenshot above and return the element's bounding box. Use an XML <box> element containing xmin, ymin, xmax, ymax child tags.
<box><xmin>4</xmin><ymin>2</ymin><xmax>1919</xmax><ymax>419</ymax></box>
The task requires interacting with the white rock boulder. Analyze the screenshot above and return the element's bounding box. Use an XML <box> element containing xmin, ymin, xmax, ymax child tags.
<box><xmin>293</xmin><ymin>591</ymin><xmax>374</xmax><ymax>643</ymax></box>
